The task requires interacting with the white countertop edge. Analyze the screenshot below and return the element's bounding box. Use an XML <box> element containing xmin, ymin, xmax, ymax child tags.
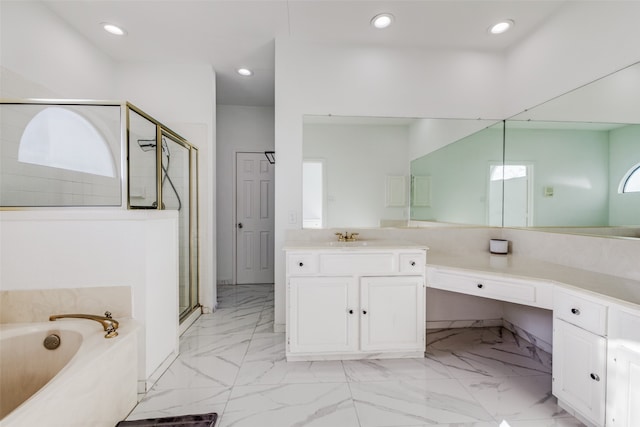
<box><xmin>283</xmin><ymin>240</ymin><xmax>429</xmax><ymax>251</ymax></box>
<box><xmin>426</xmin><ymin>251</ymin><xmax>640</xmax><ymax>311</ymax></box>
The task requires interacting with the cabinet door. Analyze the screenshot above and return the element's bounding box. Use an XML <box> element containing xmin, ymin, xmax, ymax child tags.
<box><xmin>288</xmin><ymin>277</ymin><xmax>357</xmax><ymax>354</ymax></box>
<box><xmin>607</xmin><ymin>308</ymin><xmax>640</xmax><ymax>427</ymax></box>
<box><xmin>360</xmin><ymin>276</ymin><xmax>425</xmax><ymax>352</ymax></box>
<box><xmin>552</xmin><ymin>319</ymin><xmax>606</xmax><ymax>426</ymax></box>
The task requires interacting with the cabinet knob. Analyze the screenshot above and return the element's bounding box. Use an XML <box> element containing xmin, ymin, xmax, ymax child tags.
<box><xmin>410</xmin><ymin>261</ymin><xmax>416</xmax><ymax>266</ymax></box>
<box><xmin>477</xmin><ymin>283</ymin><xmax>484</xmax><ymax>289</ymax></box>
<box><xmin>590</xmin><ymin>373</ymin><xmax>600</xmax><ymax>381</ymax></box>
<box><xmin>348</xmin><ymin>309</ymin><xmax>353</xmax><ymax>314</ymax></box>
<box><xmin>298</xmin><ymin>262</ymin><xmax>304</xmax><ymax>267</ymax></box>
<box><xmin>571</xmin><ymin>308</ymin><xmax>580</xmax><ymax>315</ymax></box>
<box><xmin>362</xmin><ymin>310</ymin><xmax>367</xmax><ymax>315</ymax></box>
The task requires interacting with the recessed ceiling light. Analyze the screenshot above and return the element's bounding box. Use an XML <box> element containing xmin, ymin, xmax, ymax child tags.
<box><xmin>237</xmin><ymin>68</ymin><xmax>253</xmax><ymax>77</ymax></box>
<box><xmin>102</xmin><ymin>23</ymin><xmax>126</xmax><ymax>36</ymax></box>
<box><xmin>489</xmin><ymin>20</ymin><xmax>514</xmax><ymax>35</ymax></box>
<box><xmin>371</xmin><ymin>13</ymin><xmax>394</xmax><ymax>29</ymax></box>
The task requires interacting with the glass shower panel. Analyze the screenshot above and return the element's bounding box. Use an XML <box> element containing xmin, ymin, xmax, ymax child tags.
<box><xmin>161</xmin><ymin>132</ymin><xmax>191</xmax><ymax>317</ymax></box>
<box><xmin>128</xmin><ymin>109</ymin><xmax>158</xmax><ymax>208</ymax></box>
<box><xmin>0</xmin><ymin>103</ymin><xmax>121</xmax><ymax>207</ymax></box>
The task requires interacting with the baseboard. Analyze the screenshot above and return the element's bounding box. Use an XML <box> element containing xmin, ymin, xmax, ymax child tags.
<box><xmin>179</xmin><ymin>308</ymin><xmax>201</xmax><ymax>336</ymax></box>
<box><xmin>502</xmin><ymin>319</ymin><xmax>552</xmax><ymax>354</ymax></box>
<box><xmin>426</xmin><ymin>319</ymin><xmax>503</xmax><ymax>329</ymax></box>
<box><xmin>425</xmin><ymin>318</ymin><xmax>552</xmax><ymax>366</ymax></box>
<box><xmin>137</xmin><ymin>350</ymin><xmax>179</xmax><ymax>398</ymax></box>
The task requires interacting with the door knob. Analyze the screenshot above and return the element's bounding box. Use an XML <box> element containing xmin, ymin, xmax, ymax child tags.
<box><xmin>590</xmin><ymin>373</ymin><xmax>600</xmax><ymax>381</ymax></box>
<box><xmin>362</xmin><ymin>310</ymin><xmax>367</xmax><ymax>315</ymax></box>
<box><xmin>571</xmin><ymin>308</ymin><xmax>580</xmax><ymax>315</ymax></box>
<box><xmin>237</xmin><ymin>222</ymin><xmax>243</xmax><ymax>229</ymax></box>
<box><xmin>477</xmin><ymin>283</ymin><xmax>484</xmax><ymax>289</ymax></box>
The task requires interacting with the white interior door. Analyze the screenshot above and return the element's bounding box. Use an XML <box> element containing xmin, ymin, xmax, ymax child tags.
<box><xmin>236</xmin><ymin>152</ymin><xmax>274</xmax><ymax>284</ymax></box>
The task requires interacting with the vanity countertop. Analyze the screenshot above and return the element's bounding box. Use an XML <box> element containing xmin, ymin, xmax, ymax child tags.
<box><xmin>283</xmin><ymin>240</ymin><xmax>429</xmax><ymax>251</ymax></box>
<box><xmin>427</xmin><ymin>251</ymin><xmax>640</xmax><ymax>310</ymax></box>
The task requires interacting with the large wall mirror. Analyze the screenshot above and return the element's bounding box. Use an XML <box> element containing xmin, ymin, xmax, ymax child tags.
<box><xmin>301</xmin><ymin>61</ymin><xmax>639</xmax><ymax>238</ymax></box>
<box><xmin>302</xmin><ymin>116</ymin><xmax>501</xmax><ymax>228</ymax></box>
<box><xmin>505</xmin><ymin>61</ymin><xmax>640</xmax><ymax>238</ymax></box>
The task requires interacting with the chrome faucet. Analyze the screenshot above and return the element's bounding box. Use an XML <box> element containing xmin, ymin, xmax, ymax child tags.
<box><xmin>335</xmin><ymin>231</ymin><xmax>359</xmax><ymax>242</ymax></box>
<box><xmin>49</xmin><ymin>311</ymin><xmax>119</xmax><ymax>338</ymax></box>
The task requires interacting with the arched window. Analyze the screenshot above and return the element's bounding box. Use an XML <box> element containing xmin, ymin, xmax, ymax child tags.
<box><xmin>18</xmin><ymin>107</ymin><xmax>116</xmax><ymax>177</ymax></box>
<box><xmin>620</xmin><ymin>163</ymin><xmax>640</xmax><ymax>193</ymax></box>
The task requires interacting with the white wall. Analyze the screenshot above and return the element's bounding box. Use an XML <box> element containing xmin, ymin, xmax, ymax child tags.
<box><xmin>303</xmin><ymin>123</ymin><xmax>410</xmax><ymax>228</ymax></box>
<box><xmin>0</xmin><ymin>1</ymin><xmax>116</xmax><ymax>99</ymax></box>
<box><xmin>504</xmin><ymin>1</ymin><xmax>640</xmax><ymax>117</ymax></box>
<box><xmin>216</xmin><ymin>105</ymin><xmax>274</xmax><ymax>284</ymax></box>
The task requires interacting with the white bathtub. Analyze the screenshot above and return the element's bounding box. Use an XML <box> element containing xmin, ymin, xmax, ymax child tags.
<box><xmin>0</xmin><ymin>319</ymin><xmax>138</xmax><ymax>427</ymax></box>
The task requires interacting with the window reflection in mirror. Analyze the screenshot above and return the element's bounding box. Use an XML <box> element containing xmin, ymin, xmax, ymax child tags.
<box><xmin>504</xmin><ymin>121</ymin><xmax>640</xmax><ymax>229</ymax></box>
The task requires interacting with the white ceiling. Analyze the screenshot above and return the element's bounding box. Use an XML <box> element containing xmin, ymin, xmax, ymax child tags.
<box><xmin>42</xmin><ymin>0</ymin><xmax>566</xmax><ymax>106</ymax></box>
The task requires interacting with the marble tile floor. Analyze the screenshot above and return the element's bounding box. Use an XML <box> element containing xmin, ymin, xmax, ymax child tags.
<box><xmin>127</xmin><ymin>284</ymin><xmax>586</xmax><ymax>427</ymax></box>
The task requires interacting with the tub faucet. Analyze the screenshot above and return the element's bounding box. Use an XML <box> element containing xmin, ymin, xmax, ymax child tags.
<box><xmin>49</xmin><ymin>311</ymin><xmax>119</xmax><ymax>338</ymax></box>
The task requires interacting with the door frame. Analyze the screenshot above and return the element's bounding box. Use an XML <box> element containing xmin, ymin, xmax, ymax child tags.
<box><xmin>487</xmin><ymin>161</ymin><xmax>535</xmax><ymax>227</ymax></box>
<box><xmin>232</xmin><ymin>151</ymin><xmax>275</xmax><ymax>285</ymax></box>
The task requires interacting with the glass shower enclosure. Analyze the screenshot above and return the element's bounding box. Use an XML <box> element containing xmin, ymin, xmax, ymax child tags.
<box><xmin>127</xmin><ymin>104</ymin><xmax>199</xmax><ymax>320</ymax></box>
<box><xmin>0</xmin><ymin>100</ymin><xmax>200</xmax><ymax>322</ymax></box>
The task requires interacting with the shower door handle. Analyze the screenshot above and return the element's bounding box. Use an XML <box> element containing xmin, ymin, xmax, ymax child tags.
<box><xmin>237</xmin><ymin>222</ymin><xmax>243</xmax><ymax>229</ymax></box>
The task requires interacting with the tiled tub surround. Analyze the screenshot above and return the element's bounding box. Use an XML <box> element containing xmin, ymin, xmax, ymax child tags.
<box><xmin>128</xmin><ymin>284</ymin><xmax>585</xmax><ymax>427</ymax></box>
<box><xmin>0</xmin><ymin>286</ymin><xmax>132</xmax><ymax>323</ymax></box>
<box><xmin>0</xmin><ymin>318</ymin><xmax>138</xmax><ymax>426</ymax></box>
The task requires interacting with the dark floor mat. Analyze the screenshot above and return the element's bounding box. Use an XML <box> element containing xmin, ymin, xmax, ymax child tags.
<box><xmin>115</xmin><ymin>412</ymin><xmax>217</xmax><ymax>427</ymax></box>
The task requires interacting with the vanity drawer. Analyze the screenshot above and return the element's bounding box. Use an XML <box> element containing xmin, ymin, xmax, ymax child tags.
<box><xmin>399</xmin><ymin>253</ymin><xmax>426</xmax><ymax>274</ymax></box>
<box><xmin>554</xmin><ymin>289</ymin><xmax>607</xmax><ymax>336</ymax></box>
<box><xmin>287</xmin><ymin>252</ymin><xmax>318</xmax><ymax>275</ymax></box>
<box><xmin>428</xmin><ymin>269</ymin><xmax>539</xmax><ymax>306</ymax></box>
<box><xmin>319</xmin><ymin>252</ymin><xmax>396</xmax><ymax>275</ymax></box>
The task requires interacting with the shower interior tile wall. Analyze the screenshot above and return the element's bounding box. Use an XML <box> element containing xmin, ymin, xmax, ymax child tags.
<box><xmin>0</xmin><ymin>104</ymin><xmax>121</xmax><ymax>206</ymax></box>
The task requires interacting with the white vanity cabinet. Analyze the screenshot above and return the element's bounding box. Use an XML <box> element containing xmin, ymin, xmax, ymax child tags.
<box><xmin>285</xmin><ymin>247</ymin><xmax>426</xmax><ymax>361</ymax></box>
<box><xmin>552</xmin><ymin>289</ymin><xmax>607</xmax><ymax>427</ymax></box>
<box><xmin>606</xmin><ymin>305</ymin><xmax>640</xmax><ymax>427</ymax></box>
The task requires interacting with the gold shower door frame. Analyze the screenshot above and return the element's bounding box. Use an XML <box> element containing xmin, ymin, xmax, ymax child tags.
<box><xmin>126</xmin><ymin>103</ymin><xmax>200</xmax><ymax>322</ymax></box>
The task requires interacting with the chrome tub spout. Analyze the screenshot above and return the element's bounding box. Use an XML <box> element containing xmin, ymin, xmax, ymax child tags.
<box><xmin>49</xmin><ymin>311</ymin><xmax>119</xmax><ymax>338</ymax></box>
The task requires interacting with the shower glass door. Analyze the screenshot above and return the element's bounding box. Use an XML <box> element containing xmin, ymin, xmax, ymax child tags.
<box><xmin>160</xmin><ymin>131</ymin><xmax>192</xmax><ymax>317</ymax></box>
<box><xmin>127</xmin><ymin>104</ymin><xmax>200</xmax><ymax>323</ymax></box>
